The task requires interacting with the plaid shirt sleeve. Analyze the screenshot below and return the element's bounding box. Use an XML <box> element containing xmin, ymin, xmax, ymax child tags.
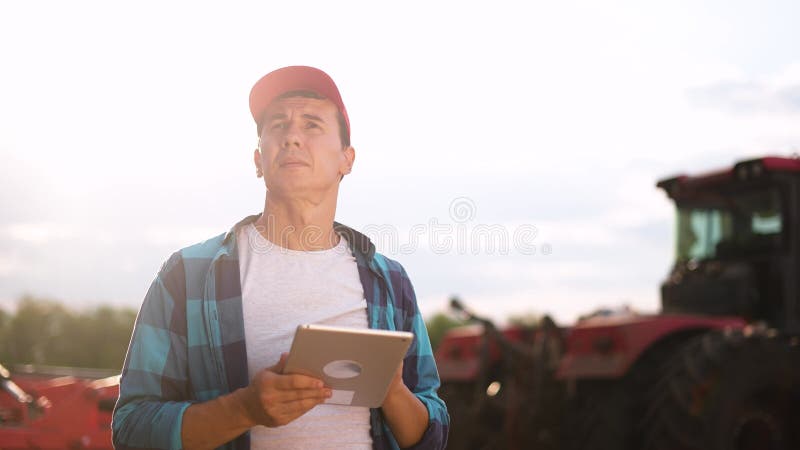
<box><xmin>113</xmin><ymin>252</ymin><xmax>193</xmax><ymax>450</ymax></box>
<box><xmin>389</xmin><ymin>264</ymin><xmax>450</xmax><ymax>450</ymax></box>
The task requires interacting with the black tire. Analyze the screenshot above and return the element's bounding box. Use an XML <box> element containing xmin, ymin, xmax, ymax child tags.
<box><xmin>562</xmin><ymin>331</ymin><xmax>705</xmax><ymax>450</ymax></box>
<box><xmin>438</xmin><ymin>381</ymin><xmax>474</xmax><ymax>450</ymax></box>
<box><xmin>439</xmin><ymin>379</ymin><xmax>506</xmax><ymax>450</ymax></box>
<box><xmin>563</xmin><ymin>381</ymin><xmax>635</xmax><ymax>450</ymax></box>
<box><xmin>641</xmin><ymin>329</ymin><xmax>800</xmax><ymax>450</ymax></box>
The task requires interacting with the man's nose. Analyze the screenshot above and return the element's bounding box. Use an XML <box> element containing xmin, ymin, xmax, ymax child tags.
<box><xmin>281</xmin><ymin>122</ymin><xmax>302</xmax><ymax>148</ymax></box>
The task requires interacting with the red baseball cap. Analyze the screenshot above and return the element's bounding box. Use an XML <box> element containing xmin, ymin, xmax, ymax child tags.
<box><xmin>249</xmin><ymin>66</ymin><xmax>350</xmax><ymax>140</ymax></box>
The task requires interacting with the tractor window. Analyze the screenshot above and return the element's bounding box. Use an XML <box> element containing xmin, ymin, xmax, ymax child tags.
<box><xmin>675</xmin><ymin>188</ymin><xmax>782</xmax><ymax>261</ymax></box>
<box><xmin>751</xmin><ymin>210</ymin><xmax>782</xmax><ymax>234</ymax></box>
<box><xmin>676</xmin><ymin>209</ymin><xmax>731</xmax><ymax>261</ymax></box>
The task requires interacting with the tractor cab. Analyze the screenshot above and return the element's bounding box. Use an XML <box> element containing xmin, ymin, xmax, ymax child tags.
<box><xmin>657</xmin><ymin>156</ymin><xmax>800</xmax><ymax>332</ymax></box>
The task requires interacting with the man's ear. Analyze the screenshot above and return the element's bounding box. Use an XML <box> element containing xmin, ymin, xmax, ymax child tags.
<box><xmin>253</xmin><ymin>147</ymin><xmax>263</xmax><ymax>177</ymax></box>
<box><xmin>341</xmin><ymin>146</ymin><xmax>355</xmax><ymax>176</ymax></box>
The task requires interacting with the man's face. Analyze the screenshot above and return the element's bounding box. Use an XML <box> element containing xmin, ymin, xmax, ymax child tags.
<box><xmin>254</xmin><ymin>96</ymin><xmax>354</xmax><ymax>196</ymax></box>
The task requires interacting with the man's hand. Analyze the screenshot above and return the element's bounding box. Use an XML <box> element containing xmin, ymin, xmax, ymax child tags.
<box><xmin>242</xmin><ymin>353</ymin><xmax>332</xmax><ymax>427</ymax></box>
<box><xmin>181</xmin><ymin>353</ymin><xmax>330</xmax><ymax>450</ymax></box>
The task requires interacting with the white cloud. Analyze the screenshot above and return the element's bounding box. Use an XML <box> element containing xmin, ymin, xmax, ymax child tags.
<box><xmin>141</xmin><ymin>226</ymin><xmax>225</xmax><ymax>248</ymax></box>
<box><xmin>0</xmin><ymin>254</ymin><xmax>22</xmax><ymax>277</ymax></box>
<box><xmin>2</xmin><ymin>223</ymin><xmax>76</xmax><ymax>245</ymax></box>
<box><xmin>687</xmin><ymin>62</ymin><xmax>800</xmax><ymax>115</ymax></box>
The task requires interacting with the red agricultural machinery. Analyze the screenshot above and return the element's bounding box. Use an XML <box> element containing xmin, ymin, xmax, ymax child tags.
<box><xmin>0</xmin><ymin>364</ymin><xmax>118</xmax><ymax>449</ymax></box>
<box><xmin>436</xmin><ymin>156</ymin><xmax>800</xmax><ymax>450</ymax></box>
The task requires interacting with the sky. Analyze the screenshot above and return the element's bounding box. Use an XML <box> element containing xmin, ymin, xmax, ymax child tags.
<box><xmin>1</xmin><ymin>0</ymin><xmax>800</xmax><ymax>324</ymax></box>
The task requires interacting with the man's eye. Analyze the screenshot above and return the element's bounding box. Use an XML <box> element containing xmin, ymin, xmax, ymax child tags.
<box><xmin>270</xmin><ymin>122</ymin><xmax>287</xmax><ymax>131</ymax></box>
<box><xmin>305</xmin><ymin>122</ymin><xmax>320</xmax><ymax>129</ymax></box>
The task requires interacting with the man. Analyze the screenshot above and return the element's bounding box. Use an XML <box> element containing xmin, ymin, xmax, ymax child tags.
<box><xmin>111</xmin><ymin>66</ymin><xmax>448</xmax><ymax>450</ymax></box>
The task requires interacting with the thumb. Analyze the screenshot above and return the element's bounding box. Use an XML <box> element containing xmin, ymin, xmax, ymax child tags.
<box><xmin>269</xmin><ymin>352</ymin><xmax>290</xmax><ymax>374</ymax></box>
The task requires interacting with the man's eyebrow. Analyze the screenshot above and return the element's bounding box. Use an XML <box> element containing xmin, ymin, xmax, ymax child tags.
<box><xmin>265</xmin><ymin>113</ymin><xmax>325</xmax><ymax>123</ymax></box>
<box><xmin>302</xmin><ymin>113</ymin><xmax>325</xmax><ymax>123</ymax></box>
<box><xmin>266</xmin><ymin>112</ymin><xmax>288</xmax><ymax>121</ymax></box>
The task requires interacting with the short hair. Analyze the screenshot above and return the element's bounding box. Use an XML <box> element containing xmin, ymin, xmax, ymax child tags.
<box><xmin>258</xmin><ymin>89</ymin><xmax>350</xmax><ymax>148</ymax></box>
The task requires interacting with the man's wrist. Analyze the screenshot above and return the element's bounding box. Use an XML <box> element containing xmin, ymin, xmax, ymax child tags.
<box><xmin>228</xmin><ymin>386</ymin><xmax>259</xmax><ymax>428</ymax></box>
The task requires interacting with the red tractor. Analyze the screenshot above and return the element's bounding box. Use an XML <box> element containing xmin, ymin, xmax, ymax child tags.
<box><xmin>436</xmin><ymin>156</ymin><xmax>800</xmax><ymax>450</ymax></box>
<box><xmin>0</xmin><ymin>364</ymin><xmax>118</xmax><ymax>449</ymax></box>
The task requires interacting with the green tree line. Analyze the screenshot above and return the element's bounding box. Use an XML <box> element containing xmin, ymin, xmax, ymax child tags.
<box><xmin>0</xmin><ymin>297</ymin><xmax>472</xmax><ymax>371</ymax></box>
<box><xmin>0</xmin><ymin>296</ymin><xmax>138</xmax><ymax>370</ymax></box>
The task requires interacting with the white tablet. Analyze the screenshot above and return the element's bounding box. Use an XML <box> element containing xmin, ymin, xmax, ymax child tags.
<box><xmin>283</xmin><ymin>324</ymin><xmax>414</xmax><ymax>408</ymax></box>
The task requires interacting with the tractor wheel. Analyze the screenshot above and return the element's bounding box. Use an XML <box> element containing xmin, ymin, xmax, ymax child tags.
<box><xmin>563</xmin><ymin>381</ymin><xmax>635</xmax><ymax>450</ymax></box>
<box><xmin>641</xmin><ymin>329</ymin><xmax>800</xmax><ymax>450</ymax></box>
<box><xmin>438</xmin><ymin>381</ymin><xmax>474</xmax><ymax>449</ymax></box>
<box><xmin>562</xmin><ymin>332</ymin><xmax>704</xmax><ymax>450</ymax></box>
<box><xmin>439</xmin><ymin>380</ymin><xmax>505</xmax><ymax>450</ymax></box>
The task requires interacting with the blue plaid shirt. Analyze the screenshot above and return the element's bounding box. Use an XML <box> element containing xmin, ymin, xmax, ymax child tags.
<box><xmin>112</xmin><ymin>214</ymin><xmax>448</xmax><ymax>450</ymax></box>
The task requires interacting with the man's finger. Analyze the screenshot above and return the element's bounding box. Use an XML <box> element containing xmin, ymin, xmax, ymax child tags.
<box><xmin>265</xmin><ymin>394</ymin><xmax>329</xmax><ymax>427</ymax></box>
<box><xmin>279</xmin><ymin>387</ymin><xmax>331</xmax><ymax>403</ymax></box>
<box><xmin>278</xmin><ymin>396</ymin><xmax>330</xmax><ymax>419</ymax></box>
<box><xmin>274</xmin><ymin>373</ymin><xmax>325</xmax><ymax>390</ymax></box>
<box><xmin>260</xmin><ymin>387</ymin><xmax>329</xmax><ymax>407</ymax></box>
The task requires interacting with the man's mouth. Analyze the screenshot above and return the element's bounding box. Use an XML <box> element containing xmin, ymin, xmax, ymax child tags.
<box><xmin>280</xmin><ymin>160</ymin><xmax>309</xmax><ymax>168</ymax></box>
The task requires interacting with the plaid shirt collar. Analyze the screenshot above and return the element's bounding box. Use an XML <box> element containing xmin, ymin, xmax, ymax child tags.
<box><xmin>217</xmin><ymin>213</ymin><xmax>378</xmax><ymax>268</ymax></box>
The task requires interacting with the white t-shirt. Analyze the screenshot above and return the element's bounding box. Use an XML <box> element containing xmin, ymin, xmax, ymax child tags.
<box><xmin>237</xmin><ymin>223</ymin><xmax>373</xmax><ymax>450</ymax></box>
